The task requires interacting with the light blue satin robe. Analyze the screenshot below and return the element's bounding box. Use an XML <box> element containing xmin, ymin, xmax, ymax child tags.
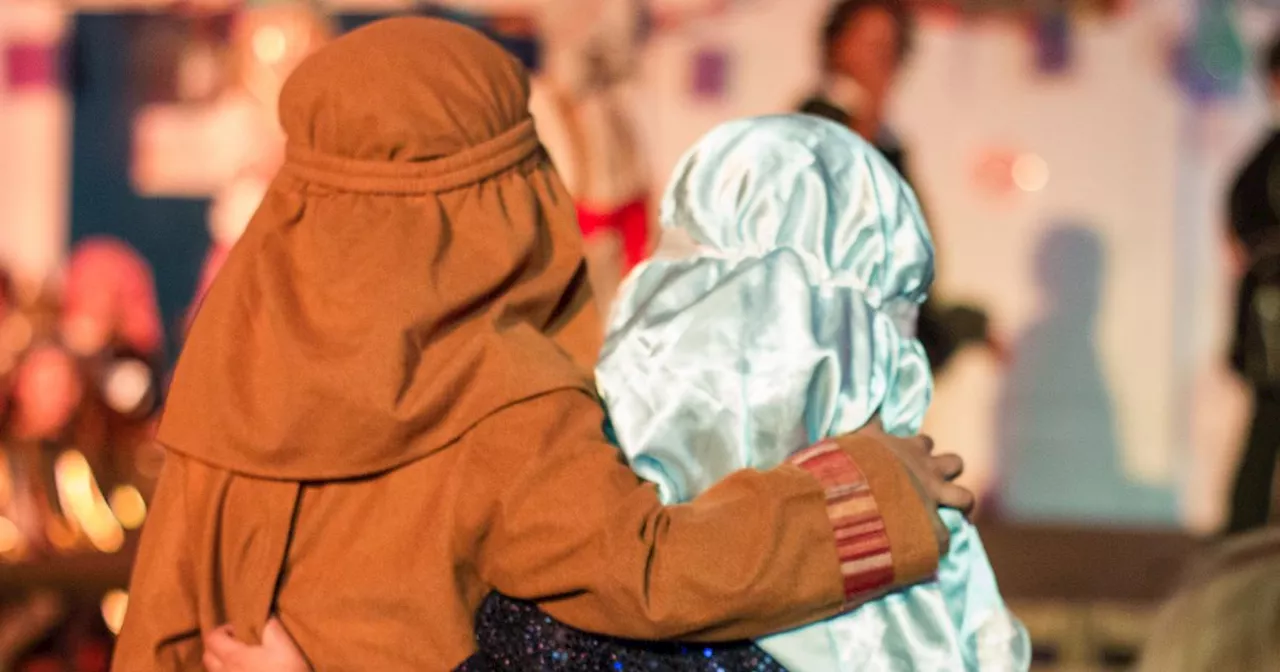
<box><xmin>596</xmin><ymin>115</ymin><xmax>1030</xmax><ymax>671</ymax></box>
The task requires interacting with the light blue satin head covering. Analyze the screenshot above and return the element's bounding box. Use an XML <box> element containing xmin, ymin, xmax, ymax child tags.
<box><xmin>596</xmin><ymin>114</ymin><xmax>1029</xmax><ymax>671</ymax></box>
<box><xmin>599</xmin><ymin>115</ymin><xmax>933</xmax><ymax>503</ymax></box>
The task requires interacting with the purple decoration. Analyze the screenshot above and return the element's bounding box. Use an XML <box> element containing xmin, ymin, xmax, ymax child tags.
<box><xmin>691</xmin><ymin>47</ymin><xmax>729</xmax><ymax>100</ymax></box>
<box><xmin>1175</xmin><ymin>40</ymin><xmax>1218</xmax><ymax>103</ymax></box>
<box><xmin>4</xmin><ymin>41</ymin><xmax>59</xmax><ymax>91</ymax></box>
<box><xmin>1034</xmin><ymin>10</ymin><xmax>1070</xmax><ymax>75</ymax></box>
<box><xmin>1173</xmin><ymin>0</ymin><xmax>1246</xmax><ymax>104</ymax></box>
<box><xmin>636</xmin><ymin>1</ymin><xmax>655</xmax><ymax>43</ymax></box>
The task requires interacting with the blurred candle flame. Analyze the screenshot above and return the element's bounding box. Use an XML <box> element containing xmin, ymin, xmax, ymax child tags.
<box><xmin>0</xmin><ymin>516</ymin><xmax>24</xmax><ymax>559</ymax></box>
<box><xmin>1012</xmin><ymin>153</ymin><xmax>1050</xmax><ymax>192</ymax></box>
<box><xmin>108</xmin><ymin>484</ymin><xmax>147</xmax><ymax>530</ymax></box>
<box><xmin>46</xmin><ymin>517</ymin><xmax>78</xmax><ymax>551</ymax></box>
<box><xmin>101</xmin><ymin>590</ymin><xmax>129</xmax><ymax>635</ymax></box>
<box><xmin>103</xmin><ymin>359</ymin><xmax>153</xmax><ymax>415</ymax></box>
<box><xmin>0</xmin><ymin>453</ymin><xmax>11</xmax><ymax>507</ymax></box>
<box><xmin>0</xmin><ymin>313</ymin><xmax>33</xmax><ymax>355</ymax></box>
<box><xmin>253</xmin><ymin>25</ymin><xmax>288</xmax><ymax>64</ymax></box>
<box><xmin>53</xmin><ymin>451</ymin><xmax>124</xmax><ymax>553</ymax></box>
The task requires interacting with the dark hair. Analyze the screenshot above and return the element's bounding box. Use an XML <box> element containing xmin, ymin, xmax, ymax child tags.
<box><xmin>798</xmin><ymin>97</ymin><xmax>851</xmax><ymax>126</ymax></box>
<box><xmin>1268</xmin><ymin>29</ymin><xmax>1280</xmax><ymax>77</ymax></box>
<box><xmin>822</xmin><ymin>0</ymin><xmax>915</xmax><ymax>65</ymax></box>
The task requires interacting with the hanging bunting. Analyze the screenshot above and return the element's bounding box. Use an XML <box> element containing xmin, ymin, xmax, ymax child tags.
<box><xmin>1079</xmin><ymin>0</ymin><xmax>1129</xmax><ymax>19</ymax></box>
<box><xmin>1175</xmin><ymin>0</ymin><xmax>1246</xmax><ymax>103</ymax></box>
<box><xmin>651</xmin><ymin>0</ymin><xmax>736</xmax><ymax>31</ymax></box>
<box><xmin>1032</xmin><ymin>7</ymin><xmax>1071</xmax><ymax>75</ymax></box>
<box><xmin>690</xmin><ymin>44</ymin><xmax>730</xmax><ymax>100</ymax></box>
<box><xmin>636</xmin><ymin>0</ymin><xmax>656</xmax><ymax>43</ymax></box>
<box><xmin>4</xmin><ymin>41</ymin><xmax>60</xmax><ymax>92</ymax></box>
<box><xmin>916</xmin><ymin>0</ymin><xmax>1132</xmax><ymax>21</ymax></box>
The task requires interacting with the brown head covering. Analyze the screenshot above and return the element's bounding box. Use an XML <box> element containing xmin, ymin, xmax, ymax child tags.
<box><xmin>159</xmin><ymin>17</ymin><xmax>600</xmax><ymax>481</ymax></box>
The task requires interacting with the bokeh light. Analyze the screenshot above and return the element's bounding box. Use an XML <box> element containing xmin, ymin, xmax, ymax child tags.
<box><xmin>101</xmin><ymin>590</ymin><xmax>129</xmax><ymax>636</ymax></box>
<box><xmin>1012</xmin><ymin>153</ymin><xmax>1050</xmax><ymax>193</ymax></box>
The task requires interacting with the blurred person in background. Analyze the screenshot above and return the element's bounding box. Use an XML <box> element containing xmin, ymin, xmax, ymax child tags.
<box><xmin>189</xmin><ymin>1</ymin><xmax>332</xmax><ymax>321</ymax></box>
<box><xmin>0</xmin><ymin>239</ymin><xmax>163</xmax><ymax>670</ymax></box>
<box><xmin>1137</xmin><ymin>527</ymin><xmax>1280</xmax><ymax>672</ymax></box>
<box><xmin>513</xmin><ymin>0</ymin><xmax>741</xmax><ymax>309</ymax></box>
<box><xmin>798</xmin><ymin>0</ymin><xmax>999</xmax><ymax>376</ymax></box>
<box><xmin>57</xmin><ymin>239</ymin><xmax>165</xmax><ymax>439</ymax></box>
<box><xmin>524</xmin><ymin>0</ymin><xmax>653</xmax><ymax>308</ymax></box>
<box><xmin>1225</xmin><ymin>30</ymin><xmax>1280</xmax><ymax>534</ymax></box>
<box><xmin>1</xmin><ymin>238</ymin><xmax>164</xmax><ymax>559</ymax></box>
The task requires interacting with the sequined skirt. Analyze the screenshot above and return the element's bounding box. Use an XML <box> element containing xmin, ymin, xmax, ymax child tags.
<box><xmin>458</xmin><ymin>593</ymin><xmax>789</xmax><ymax>671</ymax></box>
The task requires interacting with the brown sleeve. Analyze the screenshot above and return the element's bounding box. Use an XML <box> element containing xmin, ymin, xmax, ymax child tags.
<box><xmin>113</xmin><ymin>453</ymin><xmax>299</xmax><ymax>670</ymax></box>
<box><xmin>469</xmin><ymin>390</ymin><xmax>940</xmax><ymax>642</ymax></box>
<box><xmin>112</xmin><ymin>455</ymin><xmax>204</xmax><ymax>671</ymax></box>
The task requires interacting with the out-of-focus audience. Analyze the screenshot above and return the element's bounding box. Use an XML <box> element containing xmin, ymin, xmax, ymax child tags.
<box><xmin>0</xmin><ymin>237</ymin><xmax>165</xmax><ymax>671</ymax></box>
<box><xmin>1138</xmin><ymin>528</ymin><xmax>1280</xmax><ymax>672</ymax></box>
<box><xmin>1226</xmin><ymin>29</ymin><xmax>1280</xmax><ymax>535</ymax></box>
<box><xmin>1</xmin><ymin>236</ymin><xmax>164</xmax><ymax>560</ymax></box>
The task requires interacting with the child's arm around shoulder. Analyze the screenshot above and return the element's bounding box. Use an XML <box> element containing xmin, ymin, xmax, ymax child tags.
<box><xmin>468</xmin><ymin>390</ymin><xmax>961</xmax><ymax>642</ymax></box>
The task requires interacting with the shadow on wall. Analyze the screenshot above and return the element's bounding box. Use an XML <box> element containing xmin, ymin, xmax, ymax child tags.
<box><xmin>993</xmin><ymin>224</ymin><xmax>1177</xmax><ymax>525</ymax></box>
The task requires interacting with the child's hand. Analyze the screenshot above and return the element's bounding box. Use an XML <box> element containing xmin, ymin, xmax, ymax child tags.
<box><xmin>859</xmin><ymin>420</ymin><xmax>974</xmax><ymax>511</ymax></box>
<box><xmin>880</xmin><ymin>433</ymin><xmax>970</xmax><ymax>552</ymax></box>
<box><xmin>203</xmin><ymin>619</ymin><xmax>309</xmax><ymax>672</ymax></box>
<box><xmin>888</xmin><ymin>435</ymin><xmax>972</xmax><ymax>513</ymax></box>
<box><xmin>855</xmin><ymin>420</ymin><xmax>975</xmax><ymax>554</ymax></box>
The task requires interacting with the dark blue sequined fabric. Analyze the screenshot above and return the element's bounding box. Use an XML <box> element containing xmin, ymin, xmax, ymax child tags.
<box><xmin>458</xmin><ymin>593</ymin><xmax>789</xmax><ymax>671</ymax></box>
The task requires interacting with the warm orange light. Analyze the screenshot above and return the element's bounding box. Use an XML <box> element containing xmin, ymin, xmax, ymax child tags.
<box><xmin>101</xmin><ymin>590</ymin><xmax>129</xmax><ymax>635</ymax></box>
<box><xmin>1012</xmin><ymin>153</ymin><xmax>1050</xmax><ymax>193</ymax></box>
<box><xmin>54</xmin><ymin>451</ymin><xmax>124</xmax><ymax>553</ymax></box>
<box><xmin>0</xmin><ymin>516</ymin><xmax>23</xmax><ymax>557</ymax></box>
<box><xmin>103</xmin><ymin>360</ymin><xmax>152</xmax><ymax>414</ymax></box>
<box><xmin>109</xmin><ymin>485</ymin><xmax>147</xmax><ymax>530</ymax></box>
<box><xmin>0</xmin><ymin>453</ymin><xmax>12</xmax><ymax>507</ymax></box>
<box><xmin>46</xmin><ymin>517</ymin><xmax>78</xmax><ymax>551</ymax></box>
<box><xmin>0</xmin><ymin>314</ymin><xmax>33</xmax><ymax>355</ymax></box>
<box><xmin>253</xmin><ymin>25</ymin><xmax>288</xmax><ymax>65</ymax></box>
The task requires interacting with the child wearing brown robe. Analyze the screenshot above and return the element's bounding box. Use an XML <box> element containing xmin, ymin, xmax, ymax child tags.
<box><xmin>114</xmin><ymin>18</ymin><xmax>958</xmax><ymax>671</ymax></box>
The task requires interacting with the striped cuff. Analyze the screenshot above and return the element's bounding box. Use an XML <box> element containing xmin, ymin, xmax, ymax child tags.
<box><xmin>789</xmin><ymin>440</ymin><xmax>894</xmax><ymax>604</ymax></box>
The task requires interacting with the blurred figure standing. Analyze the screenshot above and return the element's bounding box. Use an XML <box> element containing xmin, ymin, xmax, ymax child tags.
<box><xmin>1225</xmin><ymin>33</ymin><xmax>1280</xmax><ymax>534</ymax></box>
<box><xmin>1138</xmin><ymin>528</ymin><xmax>1280</xmax><ymax>672</ymax></box>
<box><xmin>526</xmin><ymin>0</ymin><xmax>652</xmax><ymax>308</ymax></box>
<box><xmin>189</xmin><ymin>1</ymin><xmax>332</xmax><ymax>318</ymax></box>
<box><xmin>797</xmin><ymin>0</ymin><xmax>997</xmax><ymax>375</ymax></box>
<box><xmin>799</xmin><ymin>0</ymin><xmax>910</xmax><ymax>163</ymax></box>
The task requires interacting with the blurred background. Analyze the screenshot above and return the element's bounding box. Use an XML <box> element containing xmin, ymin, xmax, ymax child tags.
<box><xmin>1</xmin><ymin>0</ymin><xmax>1278</xmax><ymax>669</ymax></box>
